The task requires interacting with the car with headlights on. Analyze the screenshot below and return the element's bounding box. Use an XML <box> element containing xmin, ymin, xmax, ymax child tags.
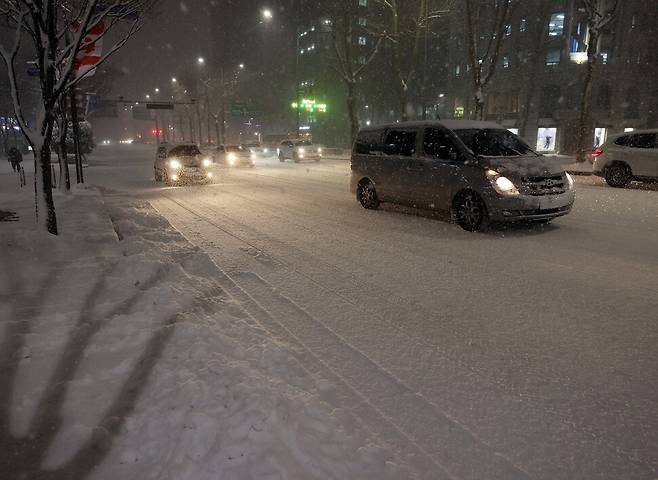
<box><xmin>154</xmin><ymin>143</ymin><xmax>214</xmax><ymax>185</ymax></box>
<box><xmin>242</xmin><ymin>142</ymin><xmax>272</xmax><ymax>158</ymax></box>
<box><xmin>350</xmin><ymin>120</ymin><xmax>575</xmax><ymax>231</ymax></box>
<box><xmin>277</xmin><ymin>139</ymin><xmax>322</xmax><ymax>163</ymax></box>
<box><xmin>214</xmin><ymin>144</ymin><xmax>256</xmax><ymax>167</ymax></box>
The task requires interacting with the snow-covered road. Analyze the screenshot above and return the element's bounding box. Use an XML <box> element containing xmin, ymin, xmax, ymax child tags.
<box><xmin>87</xmin><ymin>145</ymin><xmax>658</xmax><ymax>479</ymax></box>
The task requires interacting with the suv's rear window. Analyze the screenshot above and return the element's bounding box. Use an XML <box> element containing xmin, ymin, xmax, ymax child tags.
<box><xmin>454</xmin><ymin>129</ymin><xmax>536</xmax><ymax>157</ymax></box>
<box><xmin>614</xmin><ymin>136</ymin><xmax>630</xmax><ymax>146</ymax></box>
<box><xmin>628</xmin><ymin>133</ymin><xmax>656</xmax><ymax>149</ymax></box>
<box><xmin>168</xmin><ymin>145</ymin><xmax>201</xmax><ymax>156</ymax></box>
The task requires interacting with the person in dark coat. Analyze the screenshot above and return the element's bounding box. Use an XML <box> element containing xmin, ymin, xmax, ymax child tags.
<box><xmin>7</xmin><ymin>147</ymin><xmax>22</xmax><ymax>172</ymax></box>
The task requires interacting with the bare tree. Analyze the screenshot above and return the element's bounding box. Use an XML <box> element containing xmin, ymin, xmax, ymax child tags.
<box><xmin>464</xmin><ymin>0</ymin><xmax>516</xmax><ymax>120</ymax></box>
<box><xmin>323</xmin><ymin>0</ymin><xmax>383</xmax><ymax>143</ymax></box>
<box><xmin>0</xmin><ymin>1</ymin><xmax>155</xmax><ymax>234</ymax></box>
<box><xmin>575</xmin><ymin>0</ymin><xmax>619</xmax><ymax>162</ymax></box>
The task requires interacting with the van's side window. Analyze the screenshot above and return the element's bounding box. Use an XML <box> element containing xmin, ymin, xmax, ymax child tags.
<box><xmin>424</xmin><ymin>128</ymin><xmax>459</xmax><ymax>160</ymax></box>
<box><xmin>354</xmin><ymin>130</ymin><xmax>383</xmax><ymax>155</ymax></box>
<box><xmin>383</xmin><ymin>130</ymin><xmax>416</xmax><ymax>156</ymax></box>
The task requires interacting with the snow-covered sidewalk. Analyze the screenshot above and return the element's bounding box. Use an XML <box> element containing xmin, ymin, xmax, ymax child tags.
<box><xmin>0</xmin><ymin>184</ymin><xmax>407</xmax><ymax>479</ymax></box>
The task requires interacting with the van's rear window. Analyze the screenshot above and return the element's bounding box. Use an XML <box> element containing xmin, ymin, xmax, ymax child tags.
<box><xmin>454</xmin><ymin>129</ymin><xmax>536</xmax><ymax>157</ymax></box>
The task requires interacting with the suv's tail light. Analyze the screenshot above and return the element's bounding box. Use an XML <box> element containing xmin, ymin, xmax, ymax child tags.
<box><xmin>591</xmin><ymin>148</ymin><xmax>603</xmax><ymax>158</ymax></box>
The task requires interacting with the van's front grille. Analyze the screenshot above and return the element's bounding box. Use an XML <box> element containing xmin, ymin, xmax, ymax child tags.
<box><xmin>519</xmin><ymin>175</ymin><xmax>566</xmax><ymax>196</ymax></box>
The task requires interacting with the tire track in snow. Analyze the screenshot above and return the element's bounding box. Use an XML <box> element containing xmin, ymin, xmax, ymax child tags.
<box><xmin>153</xmin><ymin>194</ymin><xmax>532</xmax><ymax>480</ymax></box>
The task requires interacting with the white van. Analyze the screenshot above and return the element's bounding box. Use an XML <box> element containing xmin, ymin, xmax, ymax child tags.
<box><xmin>592</xmin><ymin>129</ymin><xmax>658</xmax><ymax>187</ymax></box>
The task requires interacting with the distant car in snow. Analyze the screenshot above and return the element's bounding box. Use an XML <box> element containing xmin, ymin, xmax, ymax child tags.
<box><xmin>154</xmin><ymin>143</ymin><xmax>214</xmax><ymax>185</ymax></box>
<box><xmin>241</xmin><ymin>142</ymin><xmax>272</xmax><ymax>158</ymax></box>
<box><xmin>591</xmin><ymin>129</ymin><xmax>658</xmax><ymax>187</ymax></box>
<box><xmin>277</xmin><ymin>139</ymin><xmax>322</xmax><ymax>163</ymax></box>
<box><xmin>213</xmin><ymin>145</ymin><xmax>256</xmax><ymax>167</ymax></box>
<box><xmin>350</xmin><ymin>120</ymin><xmax>576</xmax><ymax>231</ymax></box>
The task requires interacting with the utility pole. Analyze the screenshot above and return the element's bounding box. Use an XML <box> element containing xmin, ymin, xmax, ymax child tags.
<box><xmin>294</xmin><ymin>0</ymin><xmax>301</xmax><ymax>138</ymax></box>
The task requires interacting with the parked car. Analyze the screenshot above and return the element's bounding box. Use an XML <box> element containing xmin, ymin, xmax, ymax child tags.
<box><xmin>154</xmin><ymin>143</ymin><xmax>214</xmax><ymax>185</ymax></box>
<box><xmin>277</xmin><ymin>139</ymin><xmax>322</xmax><ymax>163</ymax></box>
<box><xmin>214</xmin><ymin>144</ymin><xmax>256</xmax><ymax>167</ymax></box>
<box><xmin>591</xmin><ymin>130</ymin><xmax>658</xmax><ymax>187</ymax></box>
<box><xmin>350</xmin><ymin>120</ymin><xmax>576</xmax><ymax>231</ymax></box>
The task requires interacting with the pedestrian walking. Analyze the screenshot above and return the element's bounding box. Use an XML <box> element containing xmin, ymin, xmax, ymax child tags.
<box><xmin>8</xmin><ymin>147</ymin><xmax>22</xmax><ymax>173</ymax></box>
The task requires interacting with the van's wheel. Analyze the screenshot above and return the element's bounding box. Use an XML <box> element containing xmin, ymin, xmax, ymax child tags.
<box><xmin>357</xmin><ymin>180</ymin><xmax>379</xmax><ymax>209</ymax></box>
<box><xmin>605</xmin><ymin>163</ymin><xmax>631</xmax><ymax>188</ymax></box>
<box><xmin>453</xmin><ymin>191</ymin><xmax>489</xmax><ymax>232</ymax></box>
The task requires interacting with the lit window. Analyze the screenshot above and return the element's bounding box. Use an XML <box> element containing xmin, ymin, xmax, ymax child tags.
<box><xmin>358</xmin><ymin>17</ymin><xmax>367</xmax><ymax>27</ymax></box>
<box><xmin>455</xmin><ymin>64</ymin><xmax>461</xmax><ymax>77</ymax></box>
<box><xmin>358</xmin><ymin>36</ymin><xmax>367</xmax><ymax>45</ymax></box>
<box><xmin>503</xmin><ymin>56</ymin><xmax>510</xmax><ymax>68</ymax></box>
<box><xmin>548</xmin><ymin>13</ymin><xmax>565</xmax><ymax>37</ymax></box>
<box><xmin>601</xmin><ymin>51</ymin><xmax>609</xmax><ymax>64</ymax></box>
<box><xmin>505</xmin><ymin>24</ymin><xmax>512</xmax><ymax>36</ymax></box>
<box><xmin>359</xmin><ymin>0</ymin><xmax>368</xmax><ymax>6</ymax></box>
<box><xmin>546</xmin><ymin>47</ymin><xmax>561</xmax><ymax>65</ymax></box>
<box><xmin>520</xmin><ymin>18</ymin><xmax>527</xmax><ymax>32</ymax></box>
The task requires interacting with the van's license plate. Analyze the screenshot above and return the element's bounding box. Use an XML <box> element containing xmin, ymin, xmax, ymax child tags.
<box><xmin>539</xmin><ymin>195</ymin><xmax>562</xmax><ymax>209</ymax></box>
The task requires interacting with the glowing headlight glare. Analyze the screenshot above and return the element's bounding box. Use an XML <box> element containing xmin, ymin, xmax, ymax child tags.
<box><xmin>169</xmin><ymin>159</ymin><xmax>181</xmax><ymax>169</ymax></box>
<box><xmin>298</xmin><ymin>147</ymin><xmax>305</xmax><ymax>154</ymax></box>
<box><xmin>565</xmin><ymin>172</ymin><xmax>574</xmax><ymax>189</ymax></box>
<box><xmin>202</xmin><ymin>158</ymin><xmax>212</xmax><ymax>167</ymax></box>
<box><xmin>207</xmin><ymin>172</ymin><xmax>213</xmax><ymax>178</ymax></box>
<box><xmin>250</xmin><ymin>154</ymin><xmax>256</xmax><ymax>160</ymax></box>
<box><xmin>171</xmin><ymin>174</ymin><xmax>179</xmax><ymax>181</ymax></box>
<box><xmin>263</xmin><ymin>148</ymin><xmax>269</xmax><ymax>153</ymax></box>
<box><xmin>493</xmin><ymin>176</ymin><xmax>519</xmax><ymax>195</ymax></box>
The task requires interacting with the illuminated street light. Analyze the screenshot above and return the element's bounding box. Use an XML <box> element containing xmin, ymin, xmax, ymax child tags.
<box><xmin>171</xmin><ymin>77</ymin><xmax>177</xmax><ymax>83</ymax></box>
<box><xmin>197</xmin><ymin>57</ymin><xmax>205</xmax><ymax>65</ymax></box>
<box><xmin>145</xmin><ymin>94</ymin><xmax>150</xmax><ymax>99</ymax></box>
<box><xmin>239</xmin><ymin>63</ymin><xmax>245</xmax><ymax>69</ymax></box>
<box><xmin>154</xmin><ymin>87</ymin><xmax>160</xmax><ymax>93</ymax></box>
<box><xmin>262</xmin><ymin>9</ymin><xmax>273</xmax><ymax>20</ymax></box>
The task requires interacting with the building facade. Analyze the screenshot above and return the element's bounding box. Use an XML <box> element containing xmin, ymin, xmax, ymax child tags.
<box><xmin>441</xmin><ymin>0</ymin><xmax>658</xmax><ymax>153</ymax></box>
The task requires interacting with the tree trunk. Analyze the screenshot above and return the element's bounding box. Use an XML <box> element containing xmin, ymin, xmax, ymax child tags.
<box><xmin>69</xmin><ymin>88</ymin><xmax>83</xmax><ymax>183</ymax></box>
<box><xmin>35</xmin><ymin>137</ymin><xmax>58</xmax><ymax>235</ymax></box>
<box><xmin>576</xmin><ymin>32</ymin><xmax>599</xmax><ymax>163</ymax></box>
<box><xmin>58</xmin><ymin>119</ymin><xmax>71</xmax><ymax>191</ymax></box>
<box><xmin>346</xmin><ymin>80</ymin><xmax>359</xmax><ymax>144</ymax></box>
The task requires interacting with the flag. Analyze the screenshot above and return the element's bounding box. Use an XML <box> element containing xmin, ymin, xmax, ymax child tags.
<box><xmin>72</xmin><ymin>21</ymin><xmax>105</xmax><ymax>78</ymax></box>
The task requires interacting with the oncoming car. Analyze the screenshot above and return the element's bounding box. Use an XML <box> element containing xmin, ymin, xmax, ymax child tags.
<box><xmin>154</xmin><ymin>144</ymin><xmax>214</xmax><ymax>185</ymax></box>
<box><xmin>277</xmin><ymin>139</ymin><xmax>322</xmax><ymax>162</ymax></box>
<box><xmin>214</xmin><ymin>145</ymin><xmax>256</xmax><ymax>167</ymax></box>
<box><xmin>350</xmin><ymin>120</ymin><xmax>576</xmax><ymax>232</ymax></box>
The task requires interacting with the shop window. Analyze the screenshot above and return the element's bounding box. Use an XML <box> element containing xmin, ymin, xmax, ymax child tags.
<box><xmin>594</xmin><ymin>128</ymin><xmax>607</xmax><ymax>147</ymax></box>
<box><xmin>537</xmin><ymin>128</ymin><xmax>557</xmax><ymax>152</ymax></box>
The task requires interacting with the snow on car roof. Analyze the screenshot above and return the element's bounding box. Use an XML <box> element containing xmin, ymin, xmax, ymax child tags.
<box><xmin>359</xmin><ymin>119</ymin><xmax>505</xmax><ymax>132</ymax></box>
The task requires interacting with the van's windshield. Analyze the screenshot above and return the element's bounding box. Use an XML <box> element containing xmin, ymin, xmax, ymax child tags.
<box><xmin>454</xmin><ymin>129</ymin><xmax>537</xmax><ymax>157</ymax></box>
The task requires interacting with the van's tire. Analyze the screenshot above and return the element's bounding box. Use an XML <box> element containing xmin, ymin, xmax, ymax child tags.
<box><xmin>357</xmin><ymin>179</ymin><xmax>380</xmax><ymax>210</ymax></box>
<box><xmin>453</xmin><ymin>191</ymin><xmax>489</xmax><ymax>232</ymax></box>
<box><xmin>605</xmin><ymin>163</ymin><xmax>631</xmax><ymax>188</ymax></box>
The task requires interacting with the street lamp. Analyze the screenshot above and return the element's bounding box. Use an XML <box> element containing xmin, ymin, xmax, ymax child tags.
<box><xmin>154</xmin><ymin>87</ymin><xmax>160</xmax><ymax>93</ymax></box>
<box><xmin>262</xmin><ymin>9</ymin><xmax>273</xmax><ymax>21</ymax></box>
<box><xmin>171</xmin><ymin>77</ymin><xmax>177</xmax><ymax>83</ymax></box>
<box><xmin>197</xmin><ymin>57</ymin><xmax>205</xmax><ymax>65</ymax></box>
<box><xmin>239</xmin><ymin>63</ymin><xmax>245</xmax><ymax>69</ymax></box>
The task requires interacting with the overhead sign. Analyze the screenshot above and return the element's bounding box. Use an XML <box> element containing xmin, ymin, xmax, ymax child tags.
<box><xmin>146</xmin><ymin>103</ymin><xmax>174</xmax><ymax>110</ymax></box>
<box><xmin>231</xmin><ymin>102</ymin><xmax>259</xmax><ymax>116</ymax></box>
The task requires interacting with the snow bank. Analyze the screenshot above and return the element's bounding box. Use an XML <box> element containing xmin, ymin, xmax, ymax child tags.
<box><xmin>0</xmin><ymin>185</ymin><xmax>409</xmax><ymax>479</ymax></box>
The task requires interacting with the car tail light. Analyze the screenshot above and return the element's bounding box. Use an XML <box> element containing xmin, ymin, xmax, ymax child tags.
<box><xmin>591</xmin><ymin>148</ymin><xmax>603</xmax><ymax>158</ymax></box>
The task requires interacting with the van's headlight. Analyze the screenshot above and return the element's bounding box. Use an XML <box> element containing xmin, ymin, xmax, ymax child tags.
<box><xmin>486</xmin><ymin>169</ymin><xmax>519</xmax><ymax>196</ymax></box>
<box><xmin>169</xmin><ymin>159</ymin><xmax>181</xmax><ymax>169</ymax></box>
<box><xmin>298</xmin><ymin>147</ymin><xmax>305</xmax><ymax>154</ymax></box>
<box><xmin>227</xmin><ymin>153</ymin><xmax>237</xmax><ymax>165</ymax></box>
<box><xmin>202</xmin><ymin>158</ymin><xmax>212</xmax><ymax>168</ymax></box>
<box><xmin>565</xmin><ymin>172</ymin><xmax>574</xmax><ymax>190</ymax></box>
<box><xmin>250</xmin><ymin>153</ymin><xmax>256</xmax><ymax>160</ymax></box>
<box><xmin>317</xmin><ymin>147</ymin><xmax>322</xmax><ymax>153</ymax></box>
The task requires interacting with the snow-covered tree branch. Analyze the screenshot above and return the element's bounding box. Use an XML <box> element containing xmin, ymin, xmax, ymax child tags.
<box><xmin>0</xmin><ymin>0</ymin><xmax>156</xmax><ymax>235</ymax></box>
